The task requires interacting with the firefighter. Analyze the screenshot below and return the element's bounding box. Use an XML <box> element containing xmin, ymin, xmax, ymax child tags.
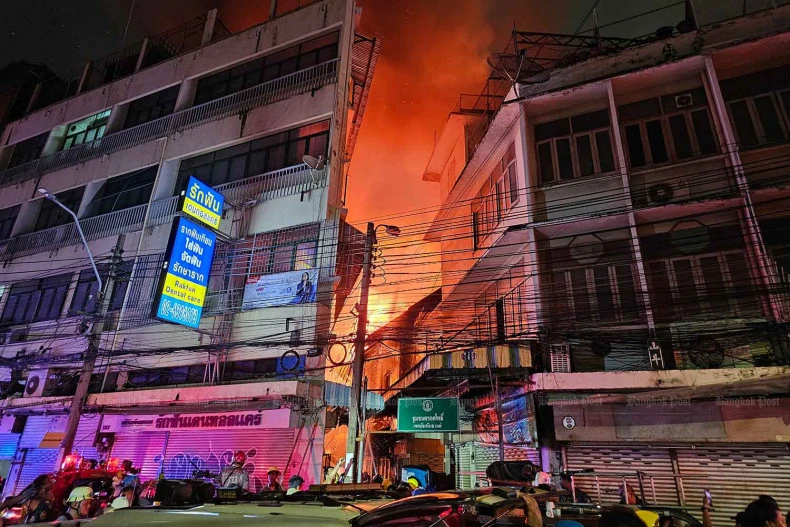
<box><xmin>220</xmin><ymin>451</ymin><xmax>250</xmax><ymax>491</ymax></box>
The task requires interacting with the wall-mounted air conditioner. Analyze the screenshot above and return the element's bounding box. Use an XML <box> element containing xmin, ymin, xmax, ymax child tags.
<box><xmin>674</xmin><ymin>93</ymin><xmax>694</xmax><ymax>109</ymax></box>
<box><xmin>23</xmin><ymin>369</ymin><xmax>54</xmax><ymax>398</ymax></box>
<box><xmin>647</xmin><ymin>180</ymin><xmax>690</xmax><ymax>206</ymax></box>
<box><xmin>549</xmin><ymin>343</ymin><xmax>571</xmax><ymax>373</ymax></box>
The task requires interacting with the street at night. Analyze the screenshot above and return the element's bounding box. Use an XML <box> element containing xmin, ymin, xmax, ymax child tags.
<box><xmin>0</xmin><ymin>0</ymin><xmax>787</xmax><ymax>525</ymax></box>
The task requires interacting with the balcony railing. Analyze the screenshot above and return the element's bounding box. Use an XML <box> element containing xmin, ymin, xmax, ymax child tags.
<box><xmin>0</xmin><ymin>58</ymin><xmax>340</xmax><ymax>188</ymax></box>
<box><xmin>0</xmin><ymin>163</ymin><xmax>328</xmax><ymax>260</ymax></box>
<box><xmin>1</xmin><ymin>204</ymin><xmax>147</xmax><ymax>259</ymax></box>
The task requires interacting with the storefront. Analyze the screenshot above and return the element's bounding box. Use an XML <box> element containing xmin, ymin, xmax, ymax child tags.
<box><xmin>101</xmin><ymin>409</ymin><xmax>320</xmax><ymax>490</ymax></box>
<box><xmin>4</xmin><ymin>414</ymin><xmax>101</xmax><ymax>496</ymax></box>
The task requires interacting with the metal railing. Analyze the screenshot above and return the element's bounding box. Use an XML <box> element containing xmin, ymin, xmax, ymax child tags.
<box><xmin>0</xmin><ymin>59</ymin><xmax>339</xmax><ymax>188</ymax></box>
<box><xmin>1</xmin><ymin>204</ymin><xmax>147</xmax><ymax>259</ymax></box>
<box><xmin>215</xmin><ymin>164</ymin><xmax>326</xmax><ymax>204</ymax></box>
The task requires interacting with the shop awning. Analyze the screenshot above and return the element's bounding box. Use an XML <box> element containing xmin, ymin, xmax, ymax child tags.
<box><xmin>324</xmin><ymin>381</ymin><xmax>385</xmax><ymax>411</ymax></box>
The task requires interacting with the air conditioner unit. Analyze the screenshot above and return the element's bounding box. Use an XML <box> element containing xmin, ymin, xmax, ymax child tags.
<box><xmin>646</xmin><ymin>180</ymin><xmax>691</xmax><ymax>206</ymax></box>
<box><xmin>549</xmin><ymin>343</ymin><xmax>571</xmax><ymax>373</ymax></box>
<box><xmin>675</xmin><ymin>93</ymin><xmax>694</xmax><ymax>108</ymax></box>
<box><xmin>23</xmin><ymin>369</ymin><xmax>54</xmax><ymax>398</ymax></box>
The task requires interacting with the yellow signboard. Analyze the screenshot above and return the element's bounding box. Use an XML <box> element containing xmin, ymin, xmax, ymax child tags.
<box><xmin>182</xmin><ymin>176</ymin><xmax>224</xmax><ymax>229</ymax></box>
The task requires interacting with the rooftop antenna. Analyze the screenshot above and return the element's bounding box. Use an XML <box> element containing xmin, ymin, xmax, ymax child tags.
<box><xmin>302</xmin><ymin>154</ymin><xmax>326</xmax><ymax>187</ymax></box>
<box><xmin>487</xmin><ymin>49</ymin><xmax>550</xmax><ymax>105</ymax></box>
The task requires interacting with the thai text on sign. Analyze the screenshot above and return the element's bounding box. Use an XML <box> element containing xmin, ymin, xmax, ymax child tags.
<box><xmin>182</xmin><ymin>176</ymin><xmax>224</xmax><ymax>229</ymax></box>
<box><xmin>153</xmin><ymin>216</ymin><xmax>217</xmax><ymax>328</ymax></box>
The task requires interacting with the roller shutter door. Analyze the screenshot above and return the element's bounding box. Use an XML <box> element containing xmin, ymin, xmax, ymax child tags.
<box><xmin>13</xmin><ymin>449</ymin><xmax>60</xmax><ymax>494</ymax></box>
<box><xmin>110</xmin><ymin>432</ymin><xmax>168</xmax><ymax>482</ymax></box>
<box><xmin>0</xmin><ymin>434</ymin><xmax>20</xmax><ymax>460</ymax></box>
<box><xmin>675</xmin><ymin>446</ymin><xmax>790</xmax><ymax>527</ymax></box>
<box><xmin>454</xmin><ymin>442</ymin><xmax>540</xmax><ymax>489</ymax></box>
<box><xmin>162</xmin><ymin>429</ymin><xmax>296</xmax><ymax>492</ymax></box>
<box><xmin>565</xmin><ymin>445</ymin><xmax>678</xmax><ymax>506</ymax></box>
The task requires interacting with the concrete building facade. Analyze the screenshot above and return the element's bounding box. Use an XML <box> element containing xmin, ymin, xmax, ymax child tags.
<box><xmin>404</xmin><ymin>1</ymin><xmax>790</xmax><ymax>521</ymax></box>
<box><xmin>0</xmin><ymin>0</ymin><xmax>377</xmax><ymax>494</ymax></box>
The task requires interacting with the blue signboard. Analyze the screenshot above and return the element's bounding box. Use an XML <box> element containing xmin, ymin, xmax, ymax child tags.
<box><xmin>153</xmin><ymin>216</ymin><xmax>217</xmax><ymax>328</ymax></box>
<box><xmin>181</xmin><ymin>176</ymin><xmax>225</xmax><ymax>229</ymax></box>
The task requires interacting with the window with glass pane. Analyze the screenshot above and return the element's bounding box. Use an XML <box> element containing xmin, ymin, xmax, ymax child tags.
<box><xmin>69</xmin><ymin>261</ymin><xmax>133</xmax><ymax>315</ymax></box>
<box><xmin>691</xmin><ymin>109</ymin><xmax>717</xmax><ymax>155</ymax></box>
<box><xmin>1</xmin><ymin>274</ymin><xmax>71</xmax><ymax>325</ymax></box>
<box><xmin>621</xmin><ymin>91</ymin><xmax>718</xmax><ymax>166</ymax></box>
<box><xmin>753</xmin><ymin>95</ymin><xmax>784</xmax><ymax>143</ymax></box>
<box><xmin>176</xmin><ymin>121</ymin><xmax>330</xmax><ymax>193</ymax></box>
<box><xmin>124</xmin><ymin>85</ymin><xmax>179</xmax><ymax>129</ymax></box>
<box><xmin>647</xmin><ymin>261</ymin><xmax>673</xmax><ymax>321</ymax></box>
<box><xmin>34</xmin><ymin>187</ymin><xmax>85</xmax><ymax>231</ymax></box>
<box><xmin>570</xmin><ymin>269</ymin><xmax>591</xmax><ymax>321</ymax></box>
<box><xmin>625</xmin><ymin>125</ymin><xmax>646</xmax><ymax>167</ymax></box>
<box><xmin>535</xmin><ymin>110</ymin><xmax>614</xmax><ymax>183</ymax></box>
<box><xmin>193</xmin><ymin>32</ymin><xmax>339</xmax><ymax>105</ymax></box>
<box><xmin>593</xmin><ymin>267</ymin><xmax>615</xmax><ymax>320</ymax></box>
<box><xmin>245</xmin><ymin>224</ymin><xmax>320</xmax><ymax>279</ymax></box>
<box><xmin>699</xmin><ymin>255</ymin><xmax>727</xmax><ymax>311</ymax></box>
<box><xmin>62</xmin><ymin>110</ymin><xmax>111</xmax><ymax>150</ymax></box>
<box><xmin>725</xmin><ymin>252</ymin><xmax>754</xmax><ymax>314</ymax></box>
<box><xmin>0</xmin><ymin>205</ymin><xmax>20</xmax><ymax>241</ymax></box>
<box><xmin>728</xmin><ymin>100</ymin><xmax>759</xmax><ymax>147</ymax></box>
<box><xmin>615</xmin><ymin>264</ymin><xmax>638</xmax><ymax>317</ymax></box>
<box><xmin>669</xmin><ymin>114</ymin><xmax>693</xmax><ymax>159</ymax></box>
<box><xmin>85</xmin><ymin>167</ymin><xmax>156</xmax><ymax>217</ymax></box>
<box><xmin>8</xmin><ymin>132</ymin><xmax>49</xmax><ymax>168</ymax></box>
<box><xmin>672</xmin><ymin>259</ymin><xmax>700</xmax><ymax>316</ymax></box>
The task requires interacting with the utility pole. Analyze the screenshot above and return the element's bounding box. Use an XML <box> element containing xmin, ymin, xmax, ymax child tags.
<box><xmin>345</xmin><ymin>222</ymin><xmax>375</xmax><ymax>483</ymax></box>
<box><xmin>60</xmin><ymin>234</ymin><xmax>125</xmax><ymax>459</ymax></box>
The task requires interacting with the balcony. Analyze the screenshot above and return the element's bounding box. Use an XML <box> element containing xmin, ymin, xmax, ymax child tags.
<box><xmin>0</xmin><ymin>163</ymin><xmax>325</xmax><ymax>260</ymax></box>
<box><xmin>0</xmin><ymin>59</ymin><xmax>339</xmax><ymax>188</ymax></box>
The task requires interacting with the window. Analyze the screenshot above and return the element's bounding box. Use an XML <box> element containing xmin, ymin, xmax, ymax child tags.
<box><xmin>175</xmin><ymin>121</ymin><xmax>330</xmax><ymax>192</ymax></box>
<box><xmin>68</xmin><ymin>260</ymin><xmax>134</xmax><ymax>316</ymax></box>
<box><xmin>34</xmin><ymin>187</ymin><xmax>85</xmax><ymax>231</ymax></box>
<box><xmin>646</xmin><ymin>251</ymin><xmax>755</xmax><ymax>321</ymax></box>
<box><xmin>193</xmin><ymin>32</ymin><xmax>339</xmax><ymax>105</ymax></box>
<box><xmin>472</xmin><ymin>143</ymin><xmax>517</xmax><ymax>247</ymax></box>
<box><xmin>1</xmin><ymin>274</ymin><xmax>71</xmax><ymax>325</ymax></box>
<box><xmin>721</xmin><ymin>66</ymin><xmax>790</xmax><ymax>148</ymax></box>
<box><xmin>84</xmin><ymin>167</ymin><xmax>156</xmax><ymax>218</ymax></box>
<box><xmin>238</xmin><ymin>223</ymin><xmax>320</xmax><ymax>278</ymax></box>
<box><xmin>124</xmin><ymin>86</ymin><xmax>179</xmax><ymax>129</ymax></box>
<box><xmin>535</xmin><ymin>109</ymin><xmax>615</xmax><ymax>184</ymax></box>
<box><xmin>619</xmin><ymin>88</ymin><xmax>718</xmax><ymax>167</ymax></box>
<box><xmin>62</xmin><ymin>110</ymin><xmax>111</xmax><ymax>150</ymax></box>
<box><xmin>8</xmin><ymin>132</ymin><xmax>49</xmax><ymax>168</ymax></box>
<box><xmin>549</xmin><ymin>264</ymin><xmax>640</xmax><ymax>324</ymax></box>
<box><xmin>0</xmin><ymin>205</ymin><xmax>20</xmax><ymax>241</ymax></box>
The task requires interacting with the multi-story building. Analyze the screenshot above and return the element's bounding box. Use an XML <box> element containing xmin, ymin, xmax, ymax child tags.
<box><xmin>394</xmin><ymin>0</ymin><xmax>790</xmax><ymax>519</ymax></box>
<box><xmin>0</xmin><ymin>0</ymin><xmax>378</xmax><ymax>494</ymax></box>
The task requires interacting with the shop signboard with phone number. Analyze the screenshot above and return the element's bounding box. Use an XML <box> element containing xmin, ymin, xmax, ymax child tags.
<box><xmin>152</xmin><ymin>216</ymin><xmax>217</xmax><ymax>328</ymax></box>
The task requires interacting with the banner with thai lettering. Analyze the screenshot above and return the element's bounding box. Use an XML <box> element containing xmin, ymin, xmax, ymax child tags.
<box><xmin>101</xmin><ymin>409</ymin><xmax>291</xmax><ymax>432</ymax></box>
<box><xmin>181</xmin><ymin>176</ymin><xmax>224</xmax><ymax>229</ymax></box>
<box><xmin>474</xmin><ymin>391</ymin><xmax>537</xmax><ymax>445</ymax></box>
<box><xmin>242</xmin><ymin>268</ymin><xmax>318</xmax><ymax>310</ymax></box>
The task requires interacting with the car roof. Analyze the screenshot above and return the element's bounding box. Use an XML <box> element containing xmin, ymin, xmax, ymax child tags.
<box><xmin>88</xmin><ymin>502</ymin><xmax>364</xmax><ymax>526</ymax></box>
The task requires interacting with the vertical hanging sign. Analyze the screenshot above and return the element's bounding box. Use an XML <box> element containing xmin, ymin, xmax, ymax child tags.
<box><xmin>152</xmin><ymin>216</ymin><xmax>217</xmax><ymax>328</ymax></box>
<box><xmin>180</xmin><ymin>176</ymin><xmax>225</xmax><ymax>230</ymax></box>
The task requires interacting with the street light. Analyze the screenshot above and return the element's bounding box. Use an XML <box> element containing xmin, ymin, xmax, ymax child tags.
<box><xmin>37</xmin><ymin>187</ymin><xmax>118</xmax><ymax>463</ymax></box>
<box><xmin>345</xmin><ymin>221</ymin><xmax>400</xmax><ymax>483</ymax></box>
<box><xmin>37</xmin><ymin>187</ymin><xmax>102</xmax><ymax>292</ymax></box>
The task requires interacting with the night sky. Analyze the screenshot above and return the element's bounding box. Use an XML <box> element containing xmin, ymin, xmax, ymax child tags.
<box><xmin>0</xmin><ymin>0</ymin><xmax>684</xmax><ymax>323</ymax></box>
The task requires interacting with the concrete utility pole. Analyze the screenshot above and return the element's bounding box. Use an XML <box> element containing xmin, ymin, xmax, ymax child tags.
<box><xmin>345</xmin><ymin>222</ymin><xmax>375</xmax><ymax>483</ymax></box>
<box><xmin>60</xmin><ymin>234</ymin><xmax>125</xmax><ymax>459</ymax></box>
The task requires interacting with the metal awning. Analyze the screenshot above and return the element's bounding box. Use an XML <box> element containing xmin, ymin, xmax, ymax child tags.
<box><xmin>323</xmin><ymin>381</ymin><xmax>385</xmax><ymax>411</ymax></box>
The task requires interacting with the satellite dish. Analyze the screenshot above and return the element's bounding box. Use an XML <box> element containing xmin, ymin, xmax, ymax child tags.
<box><xmin>488</xmin><ymin>52</ymin><xmax>550</xmax><ymax>85</ymax></box>
<box><xmin>302</xmin><ymin>155</ymin><xmax>326</xmax><ymax>170</ymax></box>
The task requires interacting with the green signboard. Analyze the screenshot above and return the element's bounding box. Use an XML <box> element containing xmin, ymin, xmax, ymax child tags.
<box><xmin>397</xmin><ymin>397</ymin><xmax>460</xmax><ymax>432</ymax></box>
